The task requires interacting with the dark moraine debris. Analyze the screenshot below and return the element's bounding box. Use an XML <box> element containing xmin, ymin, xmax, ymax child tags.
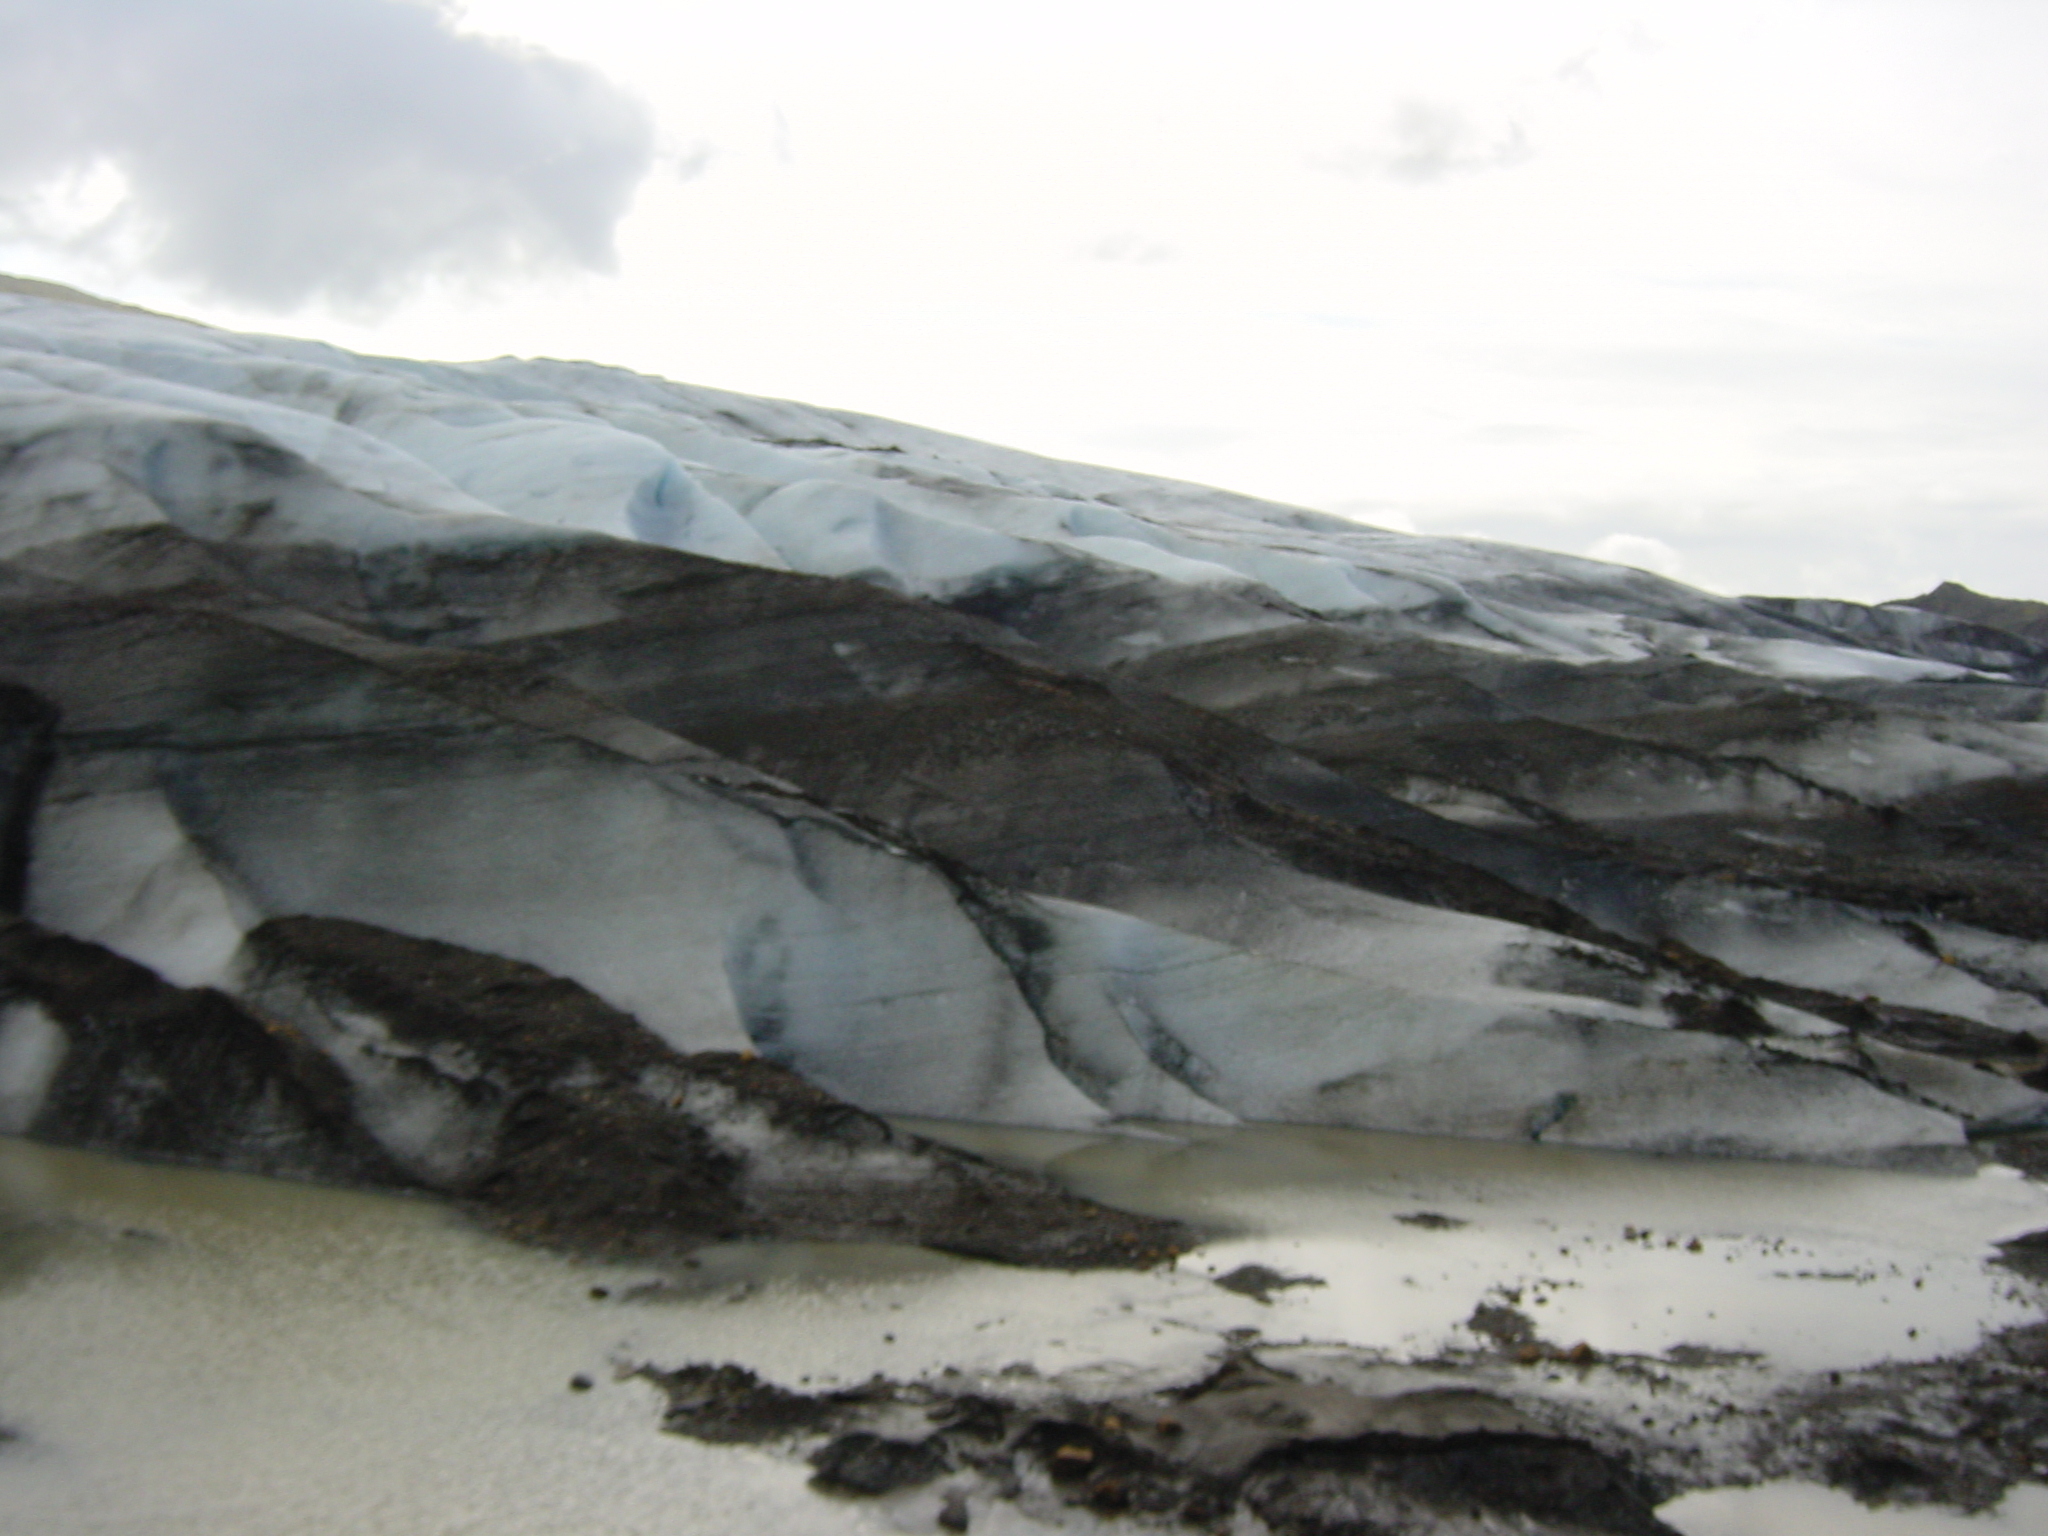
<box><xmin>1394</xmin><ymin>1210</ymin><xmax>1469</xmax><ymax>1230</ymax></box>
<box><xmin>238</xmin><ymin>916</ymin><xmax>1192</xmax><ymax>1267</ymax></box>
<box><xmin>1240</xmin><ymin>1432</ymin><xmax>1677</xmax><ymax>1536</ymax></box>
<box><xmin>640</xmin><ymin>1362</ymin><xmax>871</xmax><ymax>1444</ymax></box>
<box><xmin>3</xmin><ymin>912</ymin><xmax>1190</xmax><ymax>1268</ymax></box>
<box><xmin>0</xmin><ymin>681</ymin><xmax>55</xmax><ymax>913</ymax></box>
<box><xmin>1990</xmin><ymin>1229</ymin><xmax>2048</xmax><ymax>1283</ymax></box>
<box><xmin>642</xmin><ymin>1327</ymin><xmax>2048</xmax><ymax>1530</ymax></box>
<box><xmin>1983</xmin><ymin>1130</ymin><xmax>2048</xmax><ymax>1179</ymax></box>
<box><xmin>0</xmin><ymin>916</ymin><xmax>409</xmax><ymax>1189</ymax></box>
<box><xmin>1731</xmin><ymin>1320</ymin><xmax>2048</xmax><ymax>1514</ymax></box>
<box><xmin>641</xmin><ymin>1348</ymin><xmax>1676</xmax><ymax>1534</ymax></box>
<box><xmin>809</xmin><ymin>1431</ymin><xmax>951</xmax><ymax>1496</ymax></box>
<box><xmin>1012</xmin><ymin>1415</ymin><xmax>1232</xmax><ymax>1521</ymax></box>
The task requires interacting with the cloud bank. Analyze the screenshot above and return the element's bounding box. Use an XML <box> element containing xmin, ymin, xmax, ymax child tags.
<box><xmin>0</xmin><ymin>0</ymin><xmax>654</xmax><ymax>310</ymax></box>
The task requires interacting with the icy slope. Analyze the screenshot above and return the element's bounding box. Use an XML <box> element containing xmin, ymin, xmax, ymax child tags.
<box><xmin>2</xmin><ymin>280</ymin><xmax>2046</xmax><ymax>1188</ymax></box>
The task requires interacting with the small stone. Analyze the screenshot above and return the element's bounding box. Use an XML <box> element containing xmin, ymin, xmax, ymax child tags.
<box><xmin>1467</xmin><ymin>1302</ymin><xmax>1538</xmax><ymax>1349</ymax></box>
<box><xmin>569</xmin><ymin>1374</ymin><xmax>594</xmax><ymax>1392</ymax></box>
<box><xmin>1212</xmin><ymin>1264</ymin><xmax>1325</xmax><ymax>1303</ymax></box>
<box><xmin>1087</xmin><ymin>1477</ymin><xmax>1130</xmax><ymax>1513</ymax></box>
<box><xmin>1394</xmin><ymin>1211</ymin><xmax>1468</xmax><ymax>1230</ymax></box>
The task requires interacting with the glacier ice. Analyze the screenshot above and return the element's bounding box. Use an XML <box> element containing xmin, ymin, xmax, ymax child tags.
<box><xmin>1</xmin><ymin>280</ymin><xmax>2045</xmax><ymax>1182</ymax></box>
<box><xmin>0</xmin><ymin>999</ymin><xmax>65</xmax><ymax>1135</ymax></box>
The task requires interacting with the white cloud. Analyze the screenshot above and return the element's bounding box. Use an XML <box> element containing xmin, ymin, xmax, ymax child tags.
<box><xmin>1088</xmin><ymin>424</ymin><xmax>1235</xmax><ymax>457</ymax></box>
<box><xmin>1317</xmin><ymin>99</ymin><xmax>1533</xmax><ymax>184</ymax></box>
<box><xmin>664</xmin><ymin>142</ymin><xmax>717</xmax><ymax>183</ymax></box>
<box><xmin>1083</xmin><ymin>233</ymin><xmax>1175</xmax><ymax>264</ymax></box>
<box><xmin>1383</xmin><ymin>100</ymin><xmax>1532</xmax><ymax>183</ymax></box>
<box><xmin>0</xmin><ymin>0</ymin><xmax>653</xmax><ymax>311</ymax></box>
<box><xmin>1583</xmin><ymin>532</ymin><xmax>1683</xmax><ymax>578</ymax></box>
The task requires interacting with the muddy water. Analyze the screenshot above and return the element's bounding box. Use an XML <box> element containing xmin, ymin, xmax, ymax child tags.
<box><xmin>1</xmin><ymin>1125</ymin><xmax>2045</xmax><ymax>1535</ymax></box>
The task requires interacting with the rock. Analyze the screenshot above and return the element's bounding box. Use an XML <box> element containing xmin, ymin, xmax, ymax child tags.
<box><xmin>1212</xmin><ymin>1264</ymin><xmax>1326</xmax><ymax>1304</ymax></box>
<box><xmin>1981</xmin><ymin>1130</ymin><xmax>2048</xmax><ymax>1179</ymax></box>
<box><xmin>641</xmin><ymin>1363</ymin><xmax>870</xmax><ymax>1445</ymax></box>
<box><xmin>809</xmin><ymin>1431</ymin><xmax>949</xmax><ymax>1496</ymax></box>
<box><xmin>1991</xmin><ymin>1230</ymin><xmax>2048</xmax><ymax>1282</ymax></box>
<box><xmin>1466</xmin><ymin>1303</ymin><xmax>1538</xmax><ymax>1351</ymax></box>
<box><xmin>1241</xmin><ymin>1432</ymin><xmax>1677</xmax><ymax>1536</ymax></box>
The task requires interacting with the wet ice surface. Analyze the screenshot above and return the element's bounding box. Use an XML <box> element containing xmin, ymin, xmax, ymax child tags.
<box><xmin>2</xmin><ymin>1125</ymin><xmax>2046</xmax><ymax>1535</ymax></box>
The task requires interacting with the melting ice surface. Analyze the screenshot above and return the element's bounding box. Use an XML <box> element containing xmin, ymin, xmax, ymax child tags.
<box><xmin>4</xmin><ymin>1127</ymin><xmax>2048</xmax><ymax>1535</ymax></box>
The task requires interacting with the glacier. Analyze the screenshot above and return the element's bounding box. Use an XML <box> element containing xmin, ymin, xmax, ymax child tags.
<box><xmin>2</xmin><ymin>274</ymin><xmax>2047</xmax><ymax>1220</ymax></box>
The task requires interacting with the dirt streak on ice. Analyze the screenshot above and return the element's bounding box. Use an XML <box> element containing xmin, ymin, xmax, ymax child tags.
<box><xmin>2</xmin><ymin>1123</ymin><xmax>2046</xmax><ymax>1535</ymax></box>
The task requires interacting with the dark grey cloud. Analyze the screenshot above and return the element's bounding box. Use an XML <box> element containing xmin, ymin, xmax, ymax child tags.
<box><xmin>0</xmin><ymin>0</ymin><xmax>654</xmax><ymax>310</ymax></box>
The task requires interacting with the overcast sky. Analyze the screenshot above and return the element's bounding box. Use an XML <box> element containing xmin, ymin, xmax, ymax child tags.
<box><xmin>3</xmin><ymin>0</ymin><xmax>2045</xmax><ymax>603</ymax></box>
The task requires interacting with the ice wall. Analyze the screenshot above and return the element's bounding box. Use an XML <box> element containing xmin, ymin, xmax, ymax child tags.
<box><xmin>3</xmin><ymin>284</ymin><xmax>2045</xmax><ymax>1169</ymax></box>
